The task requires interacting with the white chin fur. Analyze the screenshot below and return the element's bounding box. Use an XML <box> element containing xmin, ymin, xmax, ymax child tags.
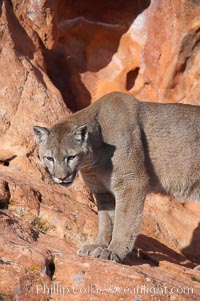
<box><xmin>52</xmin><ymin>177</ymin><xmax>63</xmax><ymax>184</ymax></box>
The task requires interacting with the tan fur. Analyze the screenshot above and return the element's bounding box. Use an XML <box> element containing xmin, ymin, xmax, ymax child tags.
<box><xmin>33</xmin><ymin>92</ymin><xmax>200</xmax><ymax>262</ymax></box>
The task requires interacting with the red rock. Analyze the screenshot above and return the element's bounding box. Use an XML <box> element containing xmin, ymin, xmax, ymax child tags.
<box><xmin>0</xmin><ymin>0</ymin><xmax>200</xmax><ymax>300</ymax></box>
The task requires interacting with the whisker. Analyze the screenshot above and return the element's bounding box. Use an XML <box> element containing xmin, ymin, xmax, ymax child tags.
<box><xmin>81</xmin><ymin>178</ymin><xmax>96</xmax><ymax>186</ymax></box>
<box><xmin>82</xmin><ymin>174</ymin><xmax>96</xmax><ymax>179</ymax></box>
<box><xmin>80</xmin><ymin>165</ymin><xmax>98</xmax><ymax>171</ymax></box>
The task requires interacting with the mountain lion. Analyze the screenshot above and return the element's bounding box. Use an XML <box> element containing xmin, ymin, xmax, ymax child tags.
<box><xmin>33</xmin><ymin>92</ymin><xmax>200</xmax><ymax>263</ymax></box>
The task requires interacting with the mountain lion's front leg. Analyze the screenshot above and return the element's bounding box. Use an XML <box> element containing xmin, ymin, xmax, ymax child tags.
<box><xmin>77</xmin><ymin>193</ymin><xmax>115</xmax><ymax>256</ymax></box>
<box><xmin>98</xmin><ymin>178</ymin><xmax>147</xmax><ymax>262</ymax></box>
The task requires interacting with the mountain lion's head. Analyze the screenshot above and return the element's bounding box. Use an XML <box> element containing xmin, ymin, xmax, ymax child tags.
<box><xmin>33</xmin><ymin>122</ymin><xmax>90</xmax><ymax>186</ymax></box>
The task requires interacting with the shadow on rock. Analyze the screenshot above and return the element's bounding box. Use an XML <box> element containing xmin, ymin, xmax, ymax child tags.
<box><xmin>43</xmin><ymin>0</ymin><xmax>151</xmax><ymax>111</ymax></box>
<box><xmin>123</xmin><ymin>234</ymin><xmax>196</xmax><ymax>268</ymax></box>
<box><xmin>182</xmin><ymin>222</ymin><xmax>200</xmax><ymax>265</ymax></box>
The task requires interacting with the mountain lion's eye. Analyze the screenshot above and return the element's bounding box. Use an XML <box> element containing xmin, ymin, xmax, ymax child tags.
<box><xmin>46</xmin><ymin>156</ymin><xmax>54</xmax><ymax>162</ymax></box>
<box><xmin>67</xmin><ymin>155</ymin><xmax>77</xmax><ymax>161</ymax></box>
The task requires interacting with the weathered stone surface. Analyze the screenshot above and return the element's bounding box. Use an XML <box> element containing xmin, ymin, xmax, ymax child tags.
<box><xmin>0</xmin><ymin>0</ymin><xmax>200</xmax><ymax>300</ymax></box>
<box><xmin>0</xmin><ymin>0</ymin><xmax>69</xmax><ymax>161</ymax></box>
<box><xmin>38</xmin><ymin>0</ymin><xmax>200</xmax><ymax>105</ymax></box>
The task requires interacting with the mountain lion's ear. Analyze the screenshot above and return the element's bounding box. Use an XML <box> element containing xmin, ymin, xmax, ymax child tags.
<box><xmin>74</xmin><ymin>124</ymin><xmax>88</xmax><ymax>143</ymax></box>
<box><xmin>33</xmin><ymin>126</ymin><xmax>50</xmax><ymax>143</ymax></box>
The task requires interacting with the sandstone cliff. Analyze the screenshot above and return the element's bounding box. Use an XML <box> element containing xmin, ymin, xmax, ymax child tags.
<box><xmin>0</xmin><ymin>1</ymin><xmax>200</xmax><ymax>300</ymax></box>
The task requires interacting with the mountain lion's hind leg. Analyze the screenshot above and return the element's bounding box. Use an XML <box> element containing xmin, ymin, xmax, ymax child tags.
<box><xmin>77</xmin><ymin>193</ymin><xmax>115</xmax><ymax>257</ymax></box>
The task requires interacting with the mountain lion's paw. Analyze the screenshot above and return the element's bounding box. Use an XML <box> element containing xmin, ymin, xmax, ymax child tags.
<box><xmin>98</xmin><ymin>249</ymin><xmax>121</xmax><ymax>263</ymax></box>
<box><xmin>90</xmin><ymin>246</ymin><xmax>105</xmax><ymax>258</ymax></box>
<box><xmin>77</xmin><ymin>243</ymin><xmax>106</xmax><ymax>257</ymax></box>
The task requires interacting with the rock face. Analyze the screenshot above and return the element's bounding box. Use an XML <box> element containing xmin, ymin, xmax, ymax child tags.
<box><xmin>0</xmin><ymin>0</ymin><xmax>200</xmax><ymax>300</ymax></box>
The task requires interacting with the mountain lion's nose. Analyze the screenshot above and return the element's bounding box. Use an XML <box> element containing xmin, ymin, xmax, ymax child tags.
<box><xmin>53</xmin><ymin>175</ymin><xmax>75</xmax><ymax>185</ymax></box>
<box><xmin>57</xmin><ymin>176</ymin><xmax>66</xmax><ymax>181</ymax></box>
<box><xmin>53</xmin><ymin>176</ymin><xmax>67</xmax><ymax>184</ymax></box>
